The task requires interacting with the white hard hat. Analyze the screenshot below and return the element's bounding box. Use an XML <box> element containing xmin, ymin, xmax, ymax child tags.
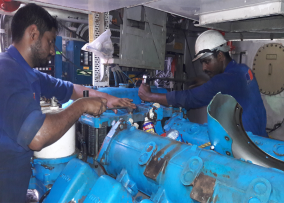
<box><xmin>192</xmin><ymin>30</ymin><xmax>229</xmax><ymax>61</ymax></box>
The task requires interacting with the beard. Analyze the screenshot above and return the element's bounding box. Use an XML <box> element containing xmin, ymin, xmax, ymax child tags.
<box><xmin>30</xmin><ymin>39</ymin><xmax>50</xmax><ymax>67</ymax></box>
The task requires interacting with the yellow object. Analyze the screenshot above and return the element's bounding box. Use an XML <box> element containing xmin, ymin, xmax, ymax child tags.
<box><xmin>199</xmin><ymin>142</ymin><xmax>211</xmax><ymax>148</ymax></box>
<box><xmin>83</xmin><ymin>66</ymin><xmax>89</xmax><ymax>70</ymax></box>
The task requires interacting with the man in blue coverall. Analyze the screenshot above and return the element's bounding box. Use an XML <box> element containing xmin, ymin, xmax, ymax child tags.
<box><xmin>139</xmin><ymin>30</ymin><xmax>268</xmax><ymax>137</ymax></box>
<box><xmin>0</xmin><ymin>4</ymin><xmax>135</xmax><ymax>202</ymax></box>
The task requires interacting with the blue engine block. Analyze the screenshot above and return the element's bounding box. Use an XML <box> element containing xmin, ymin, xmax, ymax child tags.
<box><xmin>29</xmin><ymin>88</ymin><xmax>284</xmax><ymax>202</ymax></box>
<box><xmin>42</xmin><ymin>119</ymin><xmax>284</xmax><ymax>202</ymax></box>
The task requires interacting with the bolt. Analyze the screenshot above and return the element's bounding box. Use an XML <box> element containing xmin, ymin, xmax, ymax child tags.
<box><xmin>120</xmin><ymin>124</ymin><xmax>124</xmax><ymax>129</ymax></box>
<box><xmin>225</xmin><ymin>136</ymin><xmax>230</xmax><ymax>141</ymax></box>
<box><xmin>147</xmin><ymin>145</ymin><xmax>153</xmax><ymax>152</ymax></box>
<box><xmin>226</xmin><ymin>151</ymin><xmax>231</xmax><ymax>156</ymax></box>
<box><xmin>210</xmin><ymin>146</ymin><xmax>215</xmax><ymax>150</ymax></box>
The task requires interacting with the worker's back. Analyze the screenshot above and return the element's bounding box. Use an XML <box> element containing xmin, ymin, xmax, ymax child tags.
<box><xmin>210</xmin><ymin>60</ymin><xmax>267</xmax><ymax>137</ymax></box>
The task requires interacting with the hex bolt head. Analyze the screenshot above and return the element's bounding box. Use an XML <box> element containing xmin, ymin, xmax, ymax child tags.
<box><xmin>225</xmin><ymin>136</ymin><xmax>230</xmax><ymax>141</ymax></box>
<box><xmin>226</xmin><ymin>151</ymin><xmax>231</xmax><ymax>156</ymax></box>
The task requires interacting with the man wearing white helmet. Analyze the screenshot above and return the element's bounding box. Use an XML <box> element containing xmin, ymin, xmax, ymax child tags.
<box><xmin>139</xmin><ymin>30</ymin><xmax>267</xmax><ymax>137</ymax></box>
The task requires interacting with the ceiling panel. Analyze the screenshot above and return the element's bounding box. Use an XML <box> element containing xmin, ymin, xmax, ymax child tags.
<box><xmin>19</xmin><ymin>0</ymin><xmax>154</xmax><ymax>13</ymax></box>
<box><xmin>143</xmin><ymin>0</ymin><xmax>200</xmax><ymax>21</ymax></box>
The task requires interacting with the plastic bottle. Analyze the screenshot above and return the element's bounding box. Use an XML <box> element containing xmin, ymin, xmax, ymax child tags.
<box><xmin>143</xmin><ymin>117</ymin><xmax>155</xmax><ymax>133</ymax></box>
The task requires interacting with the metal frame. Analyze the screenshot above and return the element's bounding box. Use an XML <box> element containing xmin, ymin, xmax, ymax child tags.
<box><xmin>89</xmin><ymin>12</ymin><xmax>110</xmax><ymax>87</ymax></box>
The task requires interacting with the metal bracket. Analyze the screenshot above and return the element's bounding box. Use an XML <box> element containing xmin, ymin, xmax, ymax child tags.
<box><xmin>151</xmin><ymin>187</ymin><xmax>169</xmax><ymax>203</ymax></box>
<box><xmin>97</xmin><ymin>119</ymin><xmax>125</xmax><ymax>164</ymax></box>
<box><xmin>180</xmin><ymin>156</ymin><xmax>203</xmax><ymax>186</ymax></box>
<box><xmin>138</xmin><ymin>142</ymin><xmax>157</xmax><ymax>166</ymax></box>
<box><xmin>116</xmin><ymin>169</ymin><xmax>138</xmax><ymax>197</ymax></box>
<box><xmin>144</xmin><ymin>143</ymin><xmax>181</xmax><ymax>180</ymax></box>
<box><xmin>190</xmin><ymin>172</ymin><xmax>216</xmax><ymax>203</ymax></box>
<box><xmin>245</xmin><ymin>178</ymin><xmax>272</xmax><ymax>203</ymax></box>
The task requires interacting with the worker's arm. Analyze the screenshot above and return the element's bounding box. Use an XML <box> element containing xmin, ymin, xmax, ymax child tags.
<box><xmin>139</xmin><ymin>76</ymin><xmax>221</xmax><ymax>109</ymax></box>
<box><xmin>138</xmin><ymin>84</ymin><xmax>169</xmax><ymax>106</ymax></box>
<box><xmin>71</xmin><ymin>84</ymin><xmax>136</xmax><ymax>112</ymax></box>
<box><xmin>29</xmin><ymin>97</ymin><xmax>107</xmax><ymax>151</ymax></box>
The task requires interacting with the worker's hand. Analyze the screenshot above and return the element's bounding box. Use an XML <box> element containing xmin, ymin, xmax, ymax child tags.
<box><xmin>107</xmin><ymin>96</ymin><xmax>136</xmax><ymax>114</ymax></box>
<box><xmin>82</xmin><ymin>97</ymin><xmax>107</xmax><ymax>116</ymax></box>
<box><xmin>138</xmin><ymin>84</ymin><xmax>151</xmax><ymax>102</ymax></box>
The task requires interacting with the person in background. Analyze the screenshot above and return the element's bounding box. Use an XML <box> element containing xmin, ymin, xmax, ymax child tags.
<box><xmin>139</xmin><ymin>30</ymin><xmax>267</xmax><ymax>137</ymax></box>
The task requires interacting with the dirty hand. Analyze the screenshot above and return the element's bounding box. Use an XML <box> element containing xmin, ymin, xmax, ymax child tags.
<box><xmin>107</xmin><ymin>96</ymin><xmax>136</xmax><ymax>114</ymax></box>
<box><xmin>138</xmin><ymin>84</ymin><xmax>151</xmax><ymax>102</ymax></box>
<box><xmin>82</xmin><ymin>97</ymin><xmax>107</xmax><ymax>116</ymax></box>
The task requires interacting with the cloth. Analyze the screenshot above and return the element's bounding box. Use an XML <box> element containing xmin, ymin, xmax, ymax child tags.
<box><xmin>166</xmin><ymin>60</ymin><xmax>268</xmax><ymax>137</ymax></box>
<box><xmin>0</xmin><ymin>45</ymin><xmax>73</xmax><ymax>202</ymax></box>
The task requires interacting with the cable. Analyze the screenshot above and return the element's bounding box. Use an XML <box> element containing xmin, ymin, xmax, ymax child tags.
<box><xmin>183</xmin><ymin>30</ymin><xmax>197</xmax><ymax>77</ymax></box>
<box><xmin>39</xmin><ymin>189</ymin><xmax>51</xmax><ymax>203</ymax></box>
<box><xmin>121</xmin><ymin>71</ymin><xmax>127</xmax><ymax>83</ymax></box>
<box><xmin>55</xmin><ymin>45</ymin><xmax>91</xmax><ymax>76</ymax></box>
<box><xmin>121</xmin><ymin>71</ymin><xmax>135</xmax><ymax>86</ymax></box>
<box><xmin>112</xmin><ymin>70</ymin><xmax>118</xmax><ymax>86</ymax></box>
<box><xmin>266</xmin><ymin>119</ymin><xmax>284</xmax><ymax>134</ymax></box>
<box><xmin>115</xmin><ymin>70</ymin><xmax>122</xmax><ymax>83</ymax></box>
<box><xmin>57</xmin><ymin>20</ymin><xmax>88</xmax><ymax>42</ymax></box>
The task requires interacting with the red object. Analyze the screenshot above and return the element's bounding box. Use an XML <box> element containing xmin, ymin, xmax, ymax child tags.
<box><xmin>49</xmin><ymin>67</ymin><xmax>52</xmax><ymax>71</ymax></box>
<box><xmin>227</xmin><ymin>41</ymin><xmax>235</xmax><ymax>51</ymax></box>
<box><xmin>0</xmin><ymin>0</ymin><xmax>20</xmax><ymax>12</ymax></box>
<box><xmin>160</xmin><ymin>133</ymin><xmax>166</xmax><ymax>137</ymax></box>
<box><xmin>171</xmin><ymin>56</ymin><xmax>177</xmax><ymax>77</ymax></box>
<box><xmin>248</xmin><ymin>69</ymin><xmax>253</xmax><ymax>80</ymax></box>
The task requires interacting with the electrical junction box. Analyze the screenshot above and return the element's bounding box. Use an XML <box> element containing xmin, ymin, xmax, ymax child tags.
<box><xmin>111</xmin><ymin>6</ymin><xmax>167</xmax><ymax>71</ymax></box>
<box><xmin>65</xmin><ymin>40</ymin><xmax>92</xmax><ymax>85</ymax></box>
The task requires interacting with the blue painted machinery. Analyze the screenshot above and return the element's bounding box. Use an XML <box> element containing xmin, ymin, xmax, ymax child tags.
<box><xmin>29</xmin><ymin>88</ymin><xmax>284</xmax><ymax>202</ymax></box>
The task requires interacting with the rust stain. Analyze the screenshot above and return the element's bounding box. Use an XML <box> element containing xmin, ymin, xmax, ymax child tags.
<box><xmin>222</xmin><ymin>175</ymin><xmax>230</xmax><ymax>179</ymax></box>
<box><xmin>162</xmin><ymin>159</ymin><xmax>168</xmax><ymax>174</ymax></box>
<box><xmin>190</xmin><ymin>173</ymin><xmax>216</xmax><ymax>203</ymax></box>
<box><xmin>144</xmin><ymin>142</ymin><xmax>181</xmax><ymax>180</ymax></box>
<box><xmin>209</xmin><ymin>170</ymin><xmax>217</xmax><ymax>177</ymax></box>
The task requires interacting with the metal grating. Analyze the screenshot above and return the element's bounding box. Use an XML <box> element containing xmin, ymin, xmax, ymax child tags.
<box><xmin>93</xmin><ymin>12</ymin><xmax>110</xmax><ymax>87</ymax></box>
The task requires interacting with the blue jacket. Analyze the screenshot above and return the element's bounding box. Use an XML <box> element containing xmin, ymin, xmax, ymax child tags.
<box><xmin>166</xmin><ymin>60</ymin><xmax>268</xmax><ymax>137</ymax></box>
<box><xmin>0</xmin><ymin>46</ymin><xmax>73</xmax><ymax>202</ymax></box>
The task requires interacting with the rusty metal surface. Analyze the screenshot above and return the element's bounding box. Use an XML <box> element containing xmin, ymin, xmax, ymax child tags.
<box><xmin>190</xmin><ymin>172</ymin><xmax>216</xmax><ymax>203</ymax></box>
<box><xmin>144</xmin><ymin>142</ymin><xmax>181</xmax><ymax>180</ymax></box>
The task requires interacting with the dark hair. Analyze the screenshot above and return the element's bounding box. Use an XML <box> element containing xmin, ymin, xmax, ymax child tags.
<box><xmin>212</xmin><ymin>50</ymin><xmax>231</xmax><ymax>60</ymax></box>
<box><xmin>12</xmin><ymin>3</ymin><xmax>58</xmax><ymax>43</ymax></box>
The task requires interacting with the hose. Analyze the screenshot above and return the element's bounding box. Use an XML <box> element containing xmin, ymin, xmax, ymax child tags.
<box><xmin>39</xmin><ymin>189</ymin><xmax>51</xmax><ymax>203</ymax></box>
<box><xmin>112</xmin><ymin>70</ymin><xmax>118</xmax><ymax>86</ymax></box>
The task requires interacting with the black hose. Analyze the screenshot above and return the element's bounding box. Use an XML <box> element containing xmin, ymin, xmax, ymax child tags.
<box><xmin>39</xmin><ymin>189</ymin><xmax>51</xmax><ymax>203</ymax></box>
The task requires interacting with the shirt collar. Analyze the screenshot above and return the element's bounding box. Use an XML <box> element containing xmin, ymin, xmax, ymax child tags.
<box><xmin>224</xmin><ymin>60</ymin><xmax>237</xmax><ymax>72</ymax></box>
<box><xmin>6</xmin><ymin>45</ymin><xmax>38</xmax><ymax>83</ymax></box>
